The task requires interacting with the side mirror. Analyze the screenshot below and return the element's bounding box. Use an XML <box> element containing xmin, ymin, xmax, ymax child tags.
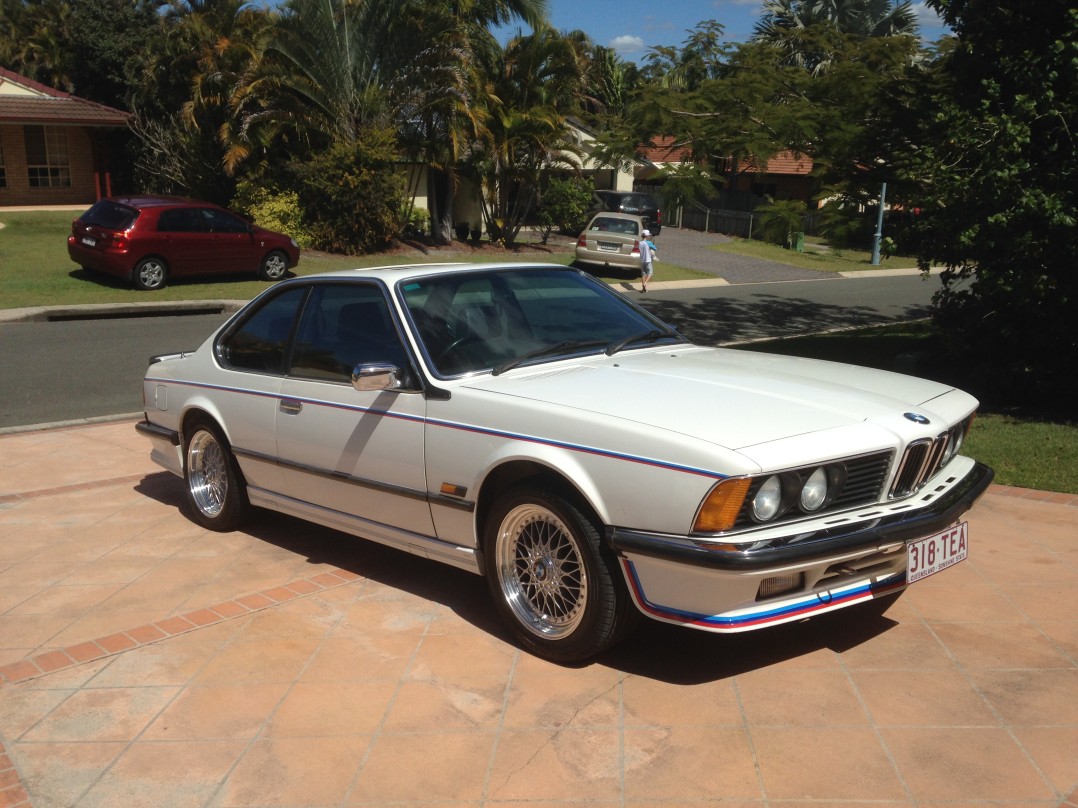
<box><xmin>351</xmin><ymin>362</ymin><xmax>404</xmax><ymax>392</ymax></box>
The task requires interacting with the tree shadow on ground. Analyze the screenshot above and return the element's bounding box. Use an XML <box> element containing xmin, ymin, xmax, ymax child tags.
<box><xmin>640</xmin><ymin>292</ymin><xmax>932</xmax><ymax>346</ymax></box>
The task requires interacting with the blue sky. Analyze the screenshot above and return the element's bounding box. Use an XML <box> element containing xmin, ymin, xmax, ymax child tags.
<box><xmin>499</xmin><ymin>0</ymin><xmax>950</xmax><ymax>60</ymax></box>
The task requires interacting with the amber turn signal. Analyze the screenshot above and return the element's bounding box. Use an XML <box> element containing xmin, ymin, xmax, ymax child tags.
<box><xmin>693</xmin><ymin>478</ymin><xmax>752</xmax><ymax>533</ymax></box>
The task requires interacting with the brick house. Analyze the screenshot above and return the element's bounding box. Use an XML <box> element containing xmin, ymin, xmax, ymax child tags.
<box><xmin>716</xmin><ymin>150</ymin><xmax>815</xmax><ymax>206</ymax></box>
<box><xmin>0</xmin><ymin>67</ymin><xmax>129</xmax><ymax>207</ymax></box>
<box><xmin>637</xmin><ymin>135</ymin><xmax>816</xmax><ymax>208</ymax></box>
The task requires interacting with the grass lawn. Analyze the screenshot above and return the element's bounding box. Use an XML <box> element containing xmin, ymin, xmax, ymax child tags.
<box><xmin>714</xmin><ymin>235</ymin><xmax>922</xmax><ymax>274</ymax></box>
<box><xmin>740</xmin><ymin>322</ymin><xmax>1078</xmax><ymax>494</ymax></box>
<box><xmin>0</xmin><ymin>210</ymin><xmax>710</xmax><ymax>309</ymax></box>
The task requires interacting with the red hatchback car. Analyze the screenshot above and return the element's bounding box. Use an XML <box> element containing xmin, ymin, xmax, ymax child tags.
<box><xmin>67</xmin><ymin>195</ymin><xmax>301</xmax><ymax>290</ymax></box>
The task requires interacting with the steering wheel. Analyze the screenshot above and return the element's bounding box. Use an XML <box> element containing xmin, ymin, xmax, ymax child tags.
<box><xmin>435</xmin><ymin>333</ymin><xmax>484</xmax><ymax>365</ymax></box>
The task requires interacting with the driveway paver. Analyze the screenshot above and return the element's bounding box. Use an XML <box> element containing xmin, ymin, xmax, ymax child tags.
<box><xmin>1</xmin><ymin>420</ymin><xmax>1076</xmax><ymax>807</ymax></box>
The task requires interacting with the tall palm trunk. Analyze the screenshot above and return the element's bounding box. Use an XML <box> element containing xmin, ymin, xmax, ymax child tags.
<box><xmin>429</xmin><ymin>166</ymin><xmax>455</xmax><ymax>245</ymax></box>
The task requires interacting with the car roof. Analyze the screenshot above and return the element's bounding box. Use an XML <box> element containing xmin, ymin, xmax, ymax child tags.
<box><xmin>104</xmin><ymin>195</ymin><xmax>207</xmax><ymax>209</ymax></box>
<box><xmin>586</xmin><ymin>211</ymin><xmax>646</xmax><ymax>222</ymax></box>
<box><xmin>596</xmin><ymin>190</ymin><xmax>653</xmax><ymax>199</ymax></box>
<box><xmin>278</xmin><ymin>261</ymin><xmax>576</xmax><ymax>286</ymax></box>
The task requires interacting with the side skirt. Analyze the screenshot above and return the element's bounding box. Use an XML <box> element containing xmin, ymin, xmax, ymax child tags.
<box><xmin>248</xmin><ymin>486</ymin><xmax>482</xmax><ymax>575</ymax></box>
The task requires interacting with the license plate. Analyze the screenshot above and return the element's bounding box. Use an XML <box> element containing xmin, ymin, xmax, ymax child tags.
<box><xmin>907</xmin><ymin>522</ymin><xmax>968</xmax><ymax>583</ymax></box>
<box><xmin>81</xmin><ymin>236</ymin><xmax>97</xmax><ymax>247</ymax></box>
<box><xmin>597</xmin><ymin>242</ymin><xmax>620</xmax><ymax>252</ymax></box>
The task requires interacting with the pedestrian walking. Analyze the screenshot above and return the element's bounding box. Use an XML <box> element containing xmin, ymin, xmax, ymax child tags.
<box><xmin>639</xmin><ymin>229</ymin><xmax>657</xmax><ymax>292</ymax></box>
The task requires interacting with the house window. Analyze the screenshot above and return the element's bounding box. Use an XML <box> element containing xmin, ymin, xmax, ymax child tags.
<box><xmin>0</xmin><ymin>137</ymin><xmax>6</xmax><ymax>187</ymax></box>
<box><xmin>24</xmin><ymin>125</ymin><xmax>71</xmax><ymax>188</ymax></box>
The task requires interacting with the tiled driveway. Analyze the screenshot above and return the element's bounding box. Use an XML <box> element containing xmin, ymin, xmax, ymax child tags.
<box><xmin>1</xmin><ymin>420</ymin><xmax>1076</xmax><ymax>807</ymax></box>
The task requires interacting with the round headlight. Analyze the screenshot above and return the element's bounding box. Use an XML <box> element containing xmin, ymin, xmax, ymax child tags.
<box><xmin>752</xmin><ymin>475</ymin><xmax>783</xmax><ymax>521</ymax></box>
<box><xmin>799</xmin><ymin>467</ymin><xmax>829</xmax><ymax>512</ymax></box>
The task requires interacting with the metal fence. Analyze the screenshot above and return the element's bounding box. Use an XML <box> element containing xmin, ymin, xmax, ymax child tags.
<box><xmin>635</xmin><ymin>184</ymin><xmax>758</xmax><ymax>239</ymax></box>
<box><xmin>677</xmin><ymin>204</ymin><xmax>755</xmax><ymax>238</ymax></box>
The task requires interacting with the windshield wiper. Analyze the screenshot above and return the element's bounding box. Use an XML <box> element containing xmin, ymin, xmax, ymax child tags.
<box><xmin>605</xmin><ymin>328</ymin><xmax>683</xmax><ymax>356</ymax></box>
<box><xmin>492</xmin><ymin>339</ymin><xmax>610</xmax><ymax>376</ymax></box>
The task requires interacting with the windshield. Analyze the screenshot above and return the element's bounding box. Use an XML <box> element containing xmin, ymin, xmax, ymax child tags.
<box><xmin>398</xmin><ymin>267</ymin><xmax>681</xmax><ymax>377</ymax></box>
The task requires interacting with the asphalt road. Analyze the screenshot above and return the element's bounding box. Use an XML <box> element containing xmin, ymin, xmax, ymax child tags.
<box><xmin>0</xmin><ymin>273</ymin><xmax>939</xmax><ymax>430</ymax></box>
<box><xmin>638</xmin><ymin>272</ymin><xmax>936</xmax><ymax>344</ymax></box>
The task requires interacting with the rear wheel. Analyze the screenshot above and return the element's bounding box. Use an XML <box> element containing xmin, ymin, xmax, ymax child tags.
<box><xmin>183</xmin><ymin>418</ymin><xmax>249</xmax><ymax>531</ymax></box>
<box><xmin>485</xmin><ymin>486</ymin><xmax>636</xmax><ymax>662</ymax></box>
<box><xmin>133</xmin><ymin>257</ymin><xmax>168</xmax><ymax>290</ymax></box>
<box><xmin>259</xmin><ymin>250</ymin><xmax>288</xmax><ymax>281</ymax></box>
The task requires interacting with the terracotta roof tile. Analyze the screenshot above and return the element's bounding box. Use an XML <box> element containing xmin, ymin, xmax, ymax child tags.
<box><xmin>0</xmin><ymin>67</ymin><xmax>129</xmax><ymax>127</ymax></box>
<box><xmin>640</xmin><ymin>136</ymin><xmax>693</xmax><ymax>164</ymax></box>
<box><xmin>637</xmin><ymin>135</ymin><xmax>813</xmax><ymax>176</ymax></box>
<box><xmin>0</xmin><ymin>95</ymin><xmax>129</xmax><ymax>126</ymax></box>
<box><xmin>734</xmin><ymin>151</ymin><xmax>813</xmax><ymax>176</ymax></box>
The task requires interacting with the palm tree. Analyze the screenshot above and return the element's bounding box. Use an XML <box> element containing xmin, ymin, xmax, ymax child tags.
<box><xmin>253</xmin><ymin>0</ymin><xmax>545</xmax><ymax>243</ymax></box>
<box><xmin>467</xmin><ymin>27</ymin><xmax>587</xmax><ymax>243</ymax></box>
<box><xmin>12</xmin><ymin>0</ymin><xmax>76</xmax><ymax>92</ymax></box>
<box><xmin>124</xmin><ymin>0</ymin><xmax>276</xmax><ymax>200</ymax></box>
<box><xmin>753</xmin><ymin>0</ymin><xmax>918</xmax><ymax>72</ymax></box>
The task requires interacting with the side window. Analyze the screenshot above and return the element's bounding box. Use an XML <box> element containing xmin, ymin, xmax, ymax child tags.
<box><xmin>218</xmin><ymin>287</ymin><xmax>307</xmax><ymax>373</ymax></box>
<box><xmin>290</xmin><ymin>284</ymin><xmax>407</xmax><ymax>382</ymax></box>
<box><xmin>199</xmin><ymin>208</ymin><xmax>249</xmax><ymax>234</ymax></box>
<box><xmin>158</xmin><ymin>208</ymin><xmax>204</xmax><ymax>233</ymax></box>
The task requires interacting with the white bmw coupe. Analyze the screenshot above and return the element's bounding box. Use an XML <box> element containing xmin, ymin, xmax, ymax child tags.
<box><xmin>138</xmin><ymin>263</ymin><xmax>993</xmax><ymax>661</ymax></box>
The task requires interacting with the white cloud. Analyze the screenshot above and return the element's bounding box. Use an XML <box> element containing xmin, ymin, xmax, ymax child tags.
<box><xmin>912</xmin><ymin>1</ymin><xmax>951</xmax><ymax>40</ymax></box>
<box><xmin>609</xmin><ymin>34</ymin><xmax>646</xmax><ymax>55</ymax></box>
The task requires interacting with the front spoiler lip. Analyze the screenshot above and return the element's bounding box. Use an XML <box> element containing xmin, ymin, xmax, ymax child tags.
<box><xmin>609</xmin><ymin>460</ymin><xmax>994</xmax><ymax>571</ymax></box>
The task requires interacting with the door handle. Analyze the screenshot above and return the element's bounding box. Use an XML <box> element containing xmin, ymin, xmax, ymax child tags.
<box><xmin>279</xmin><ymin>398</ymin><xmax>303</xmax><ymax>415</ymax></box>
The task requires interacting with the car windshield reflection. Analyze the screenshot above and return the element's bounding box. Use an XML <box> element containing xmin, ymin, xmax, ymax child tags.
<box><xmin>398</xmin><ymin>267</ymin><xmax>681</xmax><ymax>377</ymax></box>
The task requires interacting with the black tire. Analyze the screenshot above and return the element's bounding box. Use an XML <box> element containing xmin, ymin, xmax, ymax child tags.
<box><xmin>259</xmin><ymin>250</ymin><xmax>289</xmax><ymax>281</ymax></box>
<box><xmin>485</xmin><ymin>486</ymin><xmax>637</xmax><ymax>662</ymax></box>
<box><xmin>133</xmin><ymin>257</ymin><xmax>168</xmax><ymax>290</ymax></box>
<box><xmin>183</xmin><ymin>417</ymin><xmax>249</xmax><ymax>531</ymax></box>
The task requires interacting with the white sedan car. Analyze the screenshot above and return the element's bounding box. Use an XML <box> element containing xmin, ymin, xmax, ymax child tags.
<box><xmin>137</xmin><ymin>262</ymin><xmax>993</xmax><ymax>661</ymax></box>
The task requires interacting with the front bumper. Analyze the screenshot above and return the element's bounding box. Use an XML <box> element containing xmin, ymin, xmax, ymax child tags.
<box><xmin>610</xmin><ymin>460</ymin><xmax>994</xmax><ymax>633</ymax></box>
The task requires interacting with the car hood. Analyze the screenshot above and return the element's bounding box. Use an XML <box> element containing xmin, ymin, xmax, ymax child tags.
<box><xmin>460</xmin><ymin>346</ymin><xmax>959</xmax><ymax>451</ymax></box>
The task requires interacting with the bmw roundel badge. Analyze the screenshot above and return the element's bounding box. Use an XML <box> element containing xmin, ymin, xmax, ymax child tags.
<box><xmin>904</xmin><ymin>412</ymin><xmax>931</xmax><ymax>424</ymax></box>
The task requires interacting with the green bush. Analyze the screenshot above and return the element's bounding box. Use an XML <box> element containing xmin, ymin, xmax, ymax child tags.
<box><xmin>231</xmin><ymin>182</ymin><xmax>314</xmax><ymax>248</ymax></box>
<box><xmin>537</xmin><ymin>176</ymin><xmax>594</xmax><ymax>242</ymax></box>
<box><xmin>754</xmin><ymin>199</ymin><xmax>808</xmax><ymax>248</ymax></box>
<box><xmin>292</xmin><ymin>131</ymin><xmax>406</xmax><ymax>254</ymax></box>
<box><xmin>814</xmin><ymin>202</ymin><xmax>874</xmax><ymax>250</ymax></box>
<box><xmin>402</xmin><ymin>205</ymin><xmax>430</xmax><ymax>239</ymax></box>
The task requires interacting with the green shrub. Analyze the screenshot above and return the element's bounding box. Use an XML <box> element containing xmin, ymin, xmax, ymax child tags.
<box><xmin>292</xmin><ymin>130</ymin><xmax>406</xmax><ymax>254</ymax></box>
<box><xmin>231</xmin><ymin>182</ymin><xmax>314</xmax><ymax>248</ymax></box>
<box><xmin>754</xmin><ymin>199</ymin><xmax>808</xmax><ymax>248</ymax></box>
<box><xmin>814</xmin><ymin>202</ymin><xmax>874</xmax><ymax>250</ymax></box>
<box><xmin>402</xmin><ymin>205</ymin><xmax>430</xmax><ymax>239</ymax></box>
<box><xmin>537</xmin><ymin>176</ymin><xmax>594</xmax><ymax>242</ymax></box>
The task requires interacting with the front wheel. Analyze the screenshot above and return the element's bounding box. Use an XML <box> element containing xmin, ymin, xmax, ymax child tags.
<box><xmin>133</xmin><ymin>257</ymin><xmax>167</xmax><ymax>290</ymax></box>
<box><xmin>183</xmin><ymin>418</ymin><xmax>249</xmax><ymax>531</ymax></box>
<box><xmin>259</xmin><ymin>250</ymin><xmax>288</xmax><ymax>281</ymax></box>
<box><xmin>485</xmin><ymin>486</ymin><xmax>636</xmax><ymax>662</ymax></box>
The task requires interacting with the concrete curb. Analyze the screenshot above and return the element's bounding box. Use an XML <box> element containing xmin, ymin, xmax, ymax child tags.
<box><xmin>0</xmin><ymin>299</ymin><xmax>248</xmax><ymax>324</ymax></box>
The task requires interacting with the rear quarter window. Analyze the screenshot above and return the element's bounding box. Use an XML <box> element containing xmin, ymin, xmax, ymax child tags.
<box><xmin>218</xmin><ymin>286</ymin><xmax>308</xmax><ymax>374</ymax></box>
